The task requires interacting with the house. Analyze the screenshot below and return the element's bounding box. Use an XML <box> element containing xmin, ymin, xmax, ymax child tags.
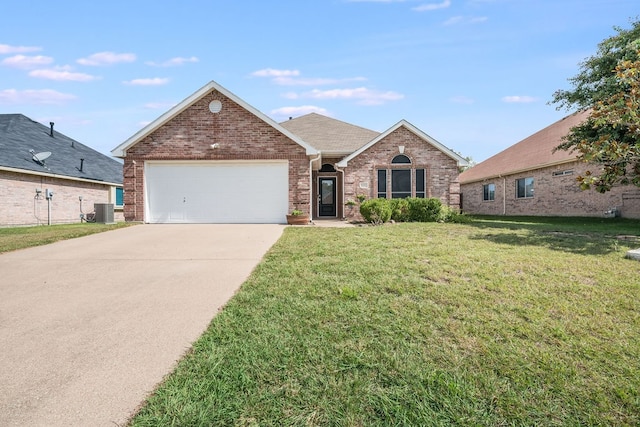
<box><xmin>0</xmin><ymin>114</ymin><xmax>124</xmax><ymax>226</ymax></box>
<box><xmin>111</xmin><ymin>80</ymin><xmax>469</xmax><ymax>224</ymax></box>
<box><xmin>459</xmin><ymin>110</ymin><xmax>640</xmax><ymax>218</ymax></box>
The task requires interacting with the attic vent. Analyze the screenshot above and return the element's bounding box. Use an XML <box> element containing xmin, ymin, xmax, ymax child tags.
<box><xmin>209</xmin><ymin>100</ymin><xmax>222</xmax><ymax>113</ymax></box>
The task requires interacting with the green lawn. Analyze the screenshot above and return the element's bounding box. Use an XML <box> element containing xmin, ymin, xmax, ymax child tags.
<box><xmin>0</xmin><ymin>222</ymin><xmax>134</xmax><ymax>254</ymax></box>
<box><xmin>129</xmin><ymin>217</ymin><xmax>640</xmax><ymax>426</ymax></box>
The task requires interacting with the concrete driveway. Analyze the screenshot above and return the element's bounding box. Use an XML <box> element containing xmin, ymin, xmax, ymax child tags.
<box><xmin>0</xmin><ymin>224</ymin><xmax>284</xmax><ymax>427</ymax></box>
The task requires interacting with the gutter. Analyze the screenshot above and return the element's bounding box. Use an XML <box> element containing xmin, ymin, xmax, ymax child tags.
<box><xmin>0</xmin><ymin>165</ymin><xmax>121</xmax><ymax>187</ymax></box>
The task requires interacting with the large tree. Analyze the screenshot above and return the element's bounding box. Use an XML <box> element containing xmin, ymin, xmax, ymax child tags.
<box><xmin>552</xmin><ymin>19</ymin><xmax>640</xmax><ymax>192</ymax></box>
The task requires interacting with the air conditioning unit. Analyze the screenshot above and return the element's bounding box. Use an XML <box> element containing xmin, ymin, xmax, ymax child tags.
<box><xmin>94</xmin><ymin>203</ymin><xmax>115</xmax><ymax>224</ymax></box>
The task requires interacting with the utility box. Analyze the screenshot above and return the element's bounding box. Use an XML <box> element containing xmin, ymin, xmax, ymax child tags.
<box><xmin>94</xmin><ymin>203</ymin><xmax>115</xmax><ymax>224</ymax></box>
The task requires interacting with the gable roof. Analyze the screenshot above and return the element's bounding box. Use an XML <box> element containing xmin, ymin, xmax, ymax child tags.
<box><xmin>459</xmin><ymin>110</ymin><xmax>590</xmax><ymax>184</ymax></box>
<box><xmin>279</xmin><ymin>113</ymin><xmax>380</xmax><ymax>156</ymax></box>
<box><xmin>111</xmin><ymin>80</ymin><xmax>318</xmax><ymax>157</ymax></box>
<box><xmin>337</xmin><ymin>119</ymin><xmax>469</xmax><ymax>167</ymax></box>
<box><xmin>0</xmin><ymin>114</ymin><xmax>122</xmax><ymax>185</ymax></box>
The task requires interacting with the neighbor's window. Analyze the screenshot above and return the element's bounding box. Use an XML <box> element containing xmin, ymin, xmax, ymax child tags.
<box><xmin>483</xmin><ymin>183</ymin><xmax>495</xmax><ymax>201</ymax></box>
<box><xmin>516</xmin><ymin>177</ymin><xmax>534</xmax><ymax>198</ymax></box>
<box><xmin>116</xmin><ymin>187</ymin><xmax>124</xmax><ymax>207</ymax></box>
<box><xmin>552</xmin><ymin>170</ymin><xmax>573</xmax><ymax>177</ymax></box>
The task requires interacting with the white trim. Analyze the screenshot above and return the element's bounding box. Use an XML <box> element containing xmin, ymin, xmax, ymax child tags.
<box><xmin>111</xmin><ymin>80</ymin><xmax>318</xmax><ymax>158</ymax></box>
<box><xmin>0</xmin><ymin>165</ymin><xmax>121</xmax><ymax>187</ymax></box>
<box><xmin>337</xmin><ymin>120</ymin><xmax>469</xmax><ymax>168</ymax></box>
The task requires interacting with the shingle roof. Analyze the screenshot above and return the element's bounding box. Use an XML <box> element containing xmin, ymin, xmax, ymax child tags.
<box><xmin>280</xmin><ymin>113</ymin><xmax>380</xmax><ymax>155</ymax></box>
<box><xmin>0</xmin><ymin>114</ymin><xmax>122</xmax><ymax>184</ymax></box>
<box><xmin>459</xmin><ymin>110</ymin><xmax>590</xmax><ymax>184</ymax></box>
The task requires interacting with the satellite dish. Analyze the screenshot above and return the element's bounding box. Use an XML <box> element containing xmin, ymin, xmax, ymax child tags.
<box><xmin>30</xmin><ymin>150</ymin><xmax>51</xmax><ymax>164</ymax></box>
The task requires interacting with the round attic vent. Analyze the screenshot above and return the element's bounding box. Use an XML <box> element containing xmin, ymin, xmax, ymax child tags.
<box><xmin>209</xmin><ymin>100</ymin><xmax>222</xmax><ymax>113</ymax></box>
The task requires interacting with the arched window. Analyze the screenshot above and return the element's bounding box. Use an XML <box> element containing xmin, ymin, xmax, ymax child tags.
<box><xmin>376</xmin><ymin>154</ymin><xmax>426</xmax><ymax>199</ymax></box>
<box><xmin>319</xmin><ymin>163</ymin><xmax>336</xmax><ymax>172</ymax></box>
<box><xmin>391</xmin><ymin>154</ymin><xmax>411</xmax><ymax>164</ymax></box>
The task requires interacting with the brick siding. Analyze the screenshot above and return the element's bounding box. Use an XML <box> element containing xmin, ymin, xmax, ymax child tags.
<box><xmin>461</xmin><ymin>161</ymin><xmax>640</xmax><ymax>219</ymax></box>
<box><xmin>0</xmin><ymin>169</ymin><xmax>123</xmax><ymax>226</ymax></box>
<box><xmin>122</xmin><ymin>90</ymin><xmax>309</xmax><ymax>222</ymax></box>
<box><xmin>342</xmin><ymin>126</ymin><xmax>462</xmax><ymax>221</ymax></box>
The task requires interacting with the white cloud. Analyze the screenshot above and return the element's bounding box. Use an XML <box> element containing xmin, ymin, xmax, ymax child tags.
<box><xmin>28</xmin><ymin>69</ymin><xmax>99</xmax><ymax>82</ymax></box>
<box><xmin>251</xmin><ymin>68</ymin><xmax>300</xmax><ymax>77</ymax></box>
<box><xmin>0</xmin><ymin>44</ymin><xmax>42</xmax><ymax>54</ymax></box>
<box><xmin>123</xmin><ymin>78</ymin><xmax>170</xmax><ymax>86</ymax></box>
<box><xmin>146</xmin><ymin>56</ymin><xmax>199</xmax><ymax>67</ymax></box>
<box><xmin>138</xmin><ymin>121</ymin><xmax>152</xmax><ymax>128</ymax></box>
<box><xmin>346</xmin><ymin>0</ymin><xmax>407</xmax><ymax>2</ymax></box>
<box><xmin>77</xmin><ymin>51</ymin><xmax>136</xmax><ymax>66</ymax></box>
<box><xmin>0</xmin><ymin>88</ymin><xmax>76</xmax><ymax>105</ymax></box>
<box><xmin>271</xmin><ymin>105</ymin><xmax>329</xmax><ymax>118</ymax></box>
<box><xmin>273</xmin><ymin>76</ymin><xmax>367</xmax><ymax>86</ymax></box>
<box><xmin>307</xmin><ymin>87</ymin><xmax>404</xmax><ymax>105</ymax></box>
<box><xmin>450</xmin><ymin>95</ymin><xmax>475</xmax><ymax>104</ymax></box>
<box><xmin>502</xmin><ymin>95</ymin><xmax>537</xmax><ymax>103</ymax></box>
<box><xmin>412</xmin><ymin>0</ymin><xmax>451</xmax><ymax>12</ymax></box>
<box><xmin>1</xmin><ymin>55</ymin><xmax>54</xmax><ymax>69</ymax></box>
<box><xmin>443</xmin><ymin>15</ymin><xmax>488</xmax><ymax>25</ymax></box>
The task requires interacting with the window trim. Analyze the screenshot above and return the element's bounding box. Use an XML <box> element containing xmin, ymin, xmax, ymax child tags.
<box><xmin>516</xmin><ymin>177</ymin><xmax>534</xmax><ymax>199</ymax></box>
<box><xmin>483</xmin><ymin>183</ymin><xmax>495</xmax><ymax>201</ymax></box>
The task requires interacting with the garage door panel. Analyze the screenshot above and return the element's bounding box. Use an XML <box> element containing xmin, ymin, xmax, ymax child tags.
<box><xmin>146</xmin><ymin>162</ymin><xmax>289</xmax><ymax>224</ymax></box>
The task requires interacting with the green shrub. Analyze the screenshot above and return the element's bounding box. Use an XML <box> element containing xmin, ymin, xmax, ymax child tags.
<box><xmin>407</xmin><ymin>197</ymin><xmax>442</xmax><ymax>222</ymax></box>
<box><xmin>389</xmin><ymin>198</ymin><xmax>410</xmax><ymax>222</ymax></box>
<box><xmin>359</xmin><ymin>199</ymin><xmax>392</xmax><ymax>224</ymax></box>
<box><xmin>439</xmin><ymin>205</ymin><xmax>473</xmax><ymax>223</ymax></box>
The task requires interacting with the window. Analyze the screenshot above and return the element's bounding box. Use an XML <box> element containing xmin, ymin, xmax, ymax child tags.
<box><xmin>391</xmin><ymin>169</ymin><xmax>411</xmax><ymax>198</ymax></box>
<box><xmin>415</xmin><ymin>169</ymin><xmax>425</xmax><ymax>198</ymax></box>
<box><xmin>392</xmin><ymin>155</ymin><xmax>411</xmax><ymax>164</ymax></box>
<box><xmin>320</xmin><ymin>163</ymin><xmax>336</xmax><ymax>172</ymax></box>
<box><xmin>377</xmin><ymin>169</ymin><xmax>387</xmax><ymax>198</ymax></box>
<box><xmin>115</xmin><ymin>187</ymin><xmax>124</xmax><ymax>207</ymax></box>
<box><xmin>483</xmin><ymin>183</ymin><xmax>495</xmax><ymax>201</ymax></box>
<box><xmin>552</xmin><ymin>170</ymin><xmax>573</xmax><ymax>177</ymax></box>
<box><xmin>516</xmin><ymin>177</ymin><xmax>534</xmax><ymax>198</ymax></box>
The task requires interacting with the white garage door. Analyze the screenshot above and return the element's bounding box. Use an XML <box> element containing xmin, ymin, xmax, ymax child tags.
<box><xmin>145</xmin><ymin>161</ymin><xmax>289</xmax><ymax>224</ymax></box>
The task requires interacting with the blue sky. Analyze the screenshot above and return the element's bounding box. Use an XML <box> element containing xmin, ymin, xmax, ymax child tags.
<box><xmin>0</xmin><ymin>0</ymin><xmax>636</xmax><ymax>162</ymax></box>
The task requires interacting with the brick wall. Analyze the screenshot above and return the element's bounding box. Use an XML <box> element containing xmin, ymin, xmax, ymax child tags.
<box><xmin>122</xmin><ymin>90</ymin><xmax>309</xmax><ymax>222</ymax></box>
<box><xmin>461</xmin><ymin>161</ymin><xmax>640</xmax><ymax>218</ymax></box>
<box><xmin>0</xmin><ymin>169</ymin><xmax>123</xmax><ymax>226</ymax></box>
<box><xmin>342</xmin><ymin>126</ymin><xmax>462</xmax><ymax>220</ymax></box>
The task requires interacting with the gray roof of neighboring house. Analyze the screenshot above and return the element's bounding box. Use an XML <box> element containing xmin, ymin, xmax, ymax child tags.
<box><xmin>459</xmin><ymin>110</ymin><xmax>590</xmax><ymax>184</ymax></box>
<box><xmin>0</xmin><ymin>114</ymin><xmax>122</xmax><ymax>185</ymax></box>
<box><xmin>280</xmin><ymin>113</ymin><xmax>380</xmax><ymax>156</ymax></box>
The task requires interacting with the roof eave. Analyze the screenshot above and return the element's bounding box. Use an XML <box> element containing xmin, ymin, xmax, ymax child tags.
<box><xmin>111</xmin><ymin>80</ymin><xmax>318</xmax><ymax>158</ymax></box>
<box><xmin>0</xmin><ymin>165</ymin><xmax>122</xmax><ymax>186</ymax></box>
<box><xmin>459</xmin><ymin>158</ymin><xmax>580</xmax><ymax>185</ymax></box>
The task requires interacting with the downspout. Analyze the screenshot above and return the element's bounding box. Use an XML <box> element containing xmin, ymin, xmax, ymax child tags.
<box><xmin>309</xmin><ymin>153</ymin><xmax>322</xmax><ymax>219</ymax></box>
<box><xmin>501</xmin><ymin>175</ymin><xmax>506</xmax><ymax>215</ymax></box>
<box><xmin>336</xmin><ymin>166</ymin><xmax>345</xmax><ymax>219</ymax></box>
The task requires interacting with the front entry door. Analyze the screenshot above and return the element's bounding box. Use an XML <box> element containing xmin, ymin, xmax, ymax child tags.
<box><xmin>318</xmin><ymin>177</ymin><xmax>337</xmax><ymax>217</ymax></box>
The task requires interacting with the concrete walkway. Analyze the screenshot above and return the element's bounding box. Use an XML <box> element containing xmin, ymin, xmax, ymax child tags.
<box><xmin>0</xmin><ymin>224</ymin><xmax>284</xmax><ymax>427</ymax></box>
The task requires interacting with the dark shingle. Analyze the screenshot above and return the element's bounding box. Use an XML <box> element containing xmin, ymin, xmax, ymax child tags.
<box><xmin>0</xmin><ymin>114</ymin><xmax>122</xmax><ymax>184</ymax></box>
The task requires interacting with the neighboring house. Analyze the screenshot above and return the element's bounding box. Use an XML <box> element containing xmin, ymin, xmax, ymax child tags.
<box><xmin>459</xmin><ymin>110</ymin><xmax>640</xmax><ymax>218</ymax></box>
<box><xmin>0</xmin><ymin>114</ymin><xmax>124</xmax><ymax>226</ymax></box>
<box><xmin>111</xmin><ymin>80</ymin><xmax>469</xmax><ymax>224</ymax></box>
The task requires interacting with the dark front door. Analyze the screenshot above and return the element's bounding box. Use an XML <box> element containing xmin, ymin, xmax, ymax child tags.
<box><xmin>318</xmin><ymin>177</ymin><xmax>337</xmax><ymax>217</ymax></box>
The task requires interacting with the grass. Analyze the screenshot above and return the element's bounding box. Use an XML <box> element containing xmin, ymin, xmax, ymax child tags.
<box><xmin>129</xmin><ymin>217</ymin><xmax>640</xmax><ymax>426</ymax></box>
<box><xmin>0</xmin><ymin>222</ymin><xmax>134</xmax><ymax>254</ymax></box>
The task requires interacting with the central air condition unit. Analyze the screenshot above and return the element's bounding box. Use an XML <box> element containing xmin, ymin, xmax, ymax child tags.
<box><xmin>94</xmin><ymin>203</ymin><xmax>115</xmax><ymax>224</ymax></box>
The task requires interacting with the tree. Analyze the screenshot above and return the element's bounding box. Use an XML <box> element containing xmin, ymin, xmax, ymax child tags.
<box><xmin>551</xmin><ymin>19</ymin><xmax>640</xmax><ymax>192</ymax></box>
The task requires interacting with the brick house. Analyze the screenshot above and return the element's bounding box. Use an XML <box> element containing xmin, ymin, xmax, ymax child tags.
<box><xmin>111</xmin><ymin>80</ymin><xmax>469</xmax><ymax>224</ymax></box>
<box><xmin>459</xmin><ymin>110</ymin><xmax>640</xmax><ymax>218</ymax></box>
<box><xmin>0</xmin><ymin>114</ymin><xmax>123</xmax><ymax>226</ymax></box>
